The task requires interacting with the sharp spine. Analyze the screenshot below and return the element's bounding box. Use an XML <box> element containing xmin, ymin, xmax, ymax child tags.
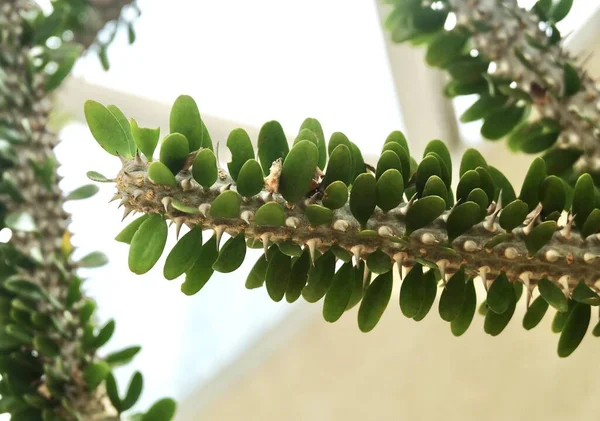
<box><xmin>305</xmin><ymin>238</ymin><xmax>320</xmax><ymax>265</ymax></box>
<box><xmin>161</xmin><ymin>197</ymin><xmax>172</xmax><ymax>212</ymax></box>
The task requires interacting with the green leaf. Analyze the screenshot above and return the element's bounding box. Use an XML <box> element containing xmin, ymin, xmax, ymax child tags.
<box><xmin>446</xmin><ymin>201</ymin><xmax>481</xmax><ymax>241</ymax></box>
<box><xmin>80</xmin><ymin>299</ymin><xmax>96</xmax><ymax>324</ymax></box>
<box><xmin>376</xmin><ymin>169</ymin><xmax>404</xmax><ymax>212</ymax></box>
<box><xmin>399</xmin><ymin>263</ymin><xmax>424</xmax><ymax>318</ymax></box>
<box><xmin>519</xmin><ymin>157</ymin><xmax>547</xmax><ymax>212</ymax></box>
<box><xmin>522</xmin><ymin>295</ymin><xmax>549</xmax><ymax>330</ymax></box>
<box><xmin>423</xmin><ymin>140</ymin><xmax>452</xmax><ymax>182</ymax></box>
<box><xmin>105</xmin><ymin>346</ymin><xmax>142</xmax><ymax>366</ymax></box>
<box><xmin>294</xmin><ymin>128</ymin><xmax>319</xmax><ymax>150</ymax></box>
<box><xmin>163</xmin><ymin>227</ymin><xmax>202</xmax><ymax>280</ymax></box>
<box><xmin>181</xmin><ymin>235</ymin><xmax>218</xmax><ymax>296</ymax></box>
<box><xmin>300</xmin><ymin>118</ymin><xmax>326</xmax><ymax>170</ymax></box>
<box><xmin>349</xmin><ymin>142</ymin><xmax>367</xmax><ymax>181</ymax></box>
<box><xmin>382</xmin><ymin>142</ymin><xmax>411</xmax><ymax>183</ymax></box>
<box><xmin>122</xmin><ymin>372</ymin><xmax>144</xmax><ymax>412</ymax></box>
<box><xmin>265</xmin><ymin>248</ymin><xmax>291</xmax><ymax>302</ymax></box>
<box><xmin>86</xmin><ymin>171</ymin><xmax>112</xmax><ymax>183</ymax></box>
<box><xmin>350</xmin><ymin>173</ymin><xmax>377</xmax><ymax>228</ymax></box>
<box><xmin>425</xmin><ymin>30</ymin><xmax>468</xmax><ymax>67</ymax></box>
<box><xmin>236</xmin><ymin>159</ymin><xmax>264</xmax><ymax>197</ymax></box>
<box><xmin>130</xmin><ymin>118</ymin><xmax>160</xmax><ymax>161</ymax></box>
<box><xmin>571</xmin><ymin>281</ymin><xmax>600</xmax><ymax>306</ymax></box>
<box><xmin>286</xmin><ymin>249</ymin><xmax>311</xmax><ymax>303</ymax></box>
<box><xmin>498</xmin><ymin>199</ymin><xmax>528</xmax><ymax>232</ymax></box>
<box><xmin>593</xmin><ymin>320</ymin><xmax>600</xmax><ymax>337</ymax></box>
<box><xmin>33</xmin><ymin>335</ymin><xmax>60</xmax><ymax>357</ymax></box>
<box><xmin>170</xmin><ymin>95</ymin><xmax>212</xmax><ymax>151</ymax></box>
<box><xmin>405</xmin><ymin>196</ymin><xmax>445</xmax><ymax>235</ymax></box>
<box><xmin>66</xmin><ymin>276</ymin><xmax>82</xmax><ymax>308</ymax></box>
<box><xmin>446</xmin><ymin>56</ymin><xmax>489</xmax><ymax>83</ymax></box>
<box><xmin>323</xmin><ymin>262</ymin><xmax>355</xmax><ymax>323</ymax></box>
<box><xmin>456</xmin><ymin>170</ymin><xmax>480</xmax><ymax>203</ymax></box>
<box><xmin>581</xmin><ymin>208</ymin><xmax>600</xmax><ymax>238</ymax></box>
<box><xmin>226</xmin><ymin>128</ymin><xmax>254</xmax><ymax>181</ymax></box>
<box><xmin>460</xmin><ymin>94</ymin><xmax>508</xmax><ymax>123</ymax></box>
<box><xmin>159</xmin><ymin>133</ymin><xmax>189</xmax><ymax>175</ymax></box>
<box><xmin>550</xmin><ymin>0</ymin><xmax>573</xmax><ymax>22</ymax></box>
<box><xmin>78</xmin><ymin>251</ymin><xmax>108</xmax><ymax>268</ymax></box>
<box><xmin>107</xmin><ymin>105</ymin><xmax>137</xmax><ymax>157</ymax></box>
<box><xmin>66</xmin><ymin>184</ymin><xmax>99</xmax><ymax>201</ymax></box>
<box><xmin>459</xmin><ymin>148</ymin><xmax>487</xmax><ymax>177</ymax></box>
<box><xmin>212</xmin><ymin>232</ymin><xmax>247</xmax><ymax>273</ymax></box>
<box><xmin>279</xmin><ymin>140</ymin><xmax>318</xmax><ymax>203</ymax></box>
<box><xmin>328</xmin><ymin>132</ymin><xmax>352</xmax><ymax>157</ymax></box>
<box><xmin>542</xmin><ymin>148</ymin><xmax>582</xmax><ymax>176</ymax></box>
<box><xmin>416</xmin><ymin>155</ymin><xmax>442</xmax><ymax>197</ymax></box>
<box><xmin>209</xmin><ymin>190</ymin><xmax>242</xmax><ymax>219</ymax></box>
<box><xmin>467</xmin><ymin>188</ymin><xmax>488</xmax><ymax>220</ymax></box>
<box><xmin>323</xmin><ymin>144</ymin><xmax>353</xmax><ymax>187</ymax></box>
<box><xmin>538</xmin><ymin>278</ymin><xmax>569</xmax><ymax>312</ymax></box>
<box><xmin>484</xmin><ymin>287</ymin><xmax>516</xmax><ymax>336</ymax></box>
<box><xmin>486</xmin><ymin>273</ymin><xmax>513</xmax><ymax>314</ymax></box>
<box><xmin>106</xmin><ymin>373</ymin><xmax>122</xmax><ymax>412</ymax></box>
<box><xmin>91</xmin><ymin>320</ymin><xmax>115</xmax><ymax>348</ymax></box>
<box><xmin>412</xmin><ymin>270</ymin><xmax>438</xmax><ymax>321</ymax></box>
<box><xmin>481</xmin><ymin>105</ymin><xmax>526</xmax><ymax>140</ymax></box>
<box><xmin>322</xmin><ymin>181</ymin><xmax>348</xmax><ymax>210</ymax></box>
<box><xmin>245</xmin><ymin>248</ymin><xmax>273</xmax><ymax>290</ymax></box>
<box><xmin>540</xmin><ymin>175</ymin><xmax>566</xmax><ymax>217</ymax></box>
<box><xmin>488</xmin><ymin>166</ymin><xmax>516</xmax><ymax>204</ymax></box>
<box><xmin>302</xmin><ymin>251</ymin><xmax>336</xmax><ymax>303</ymax></box>
<box><xmin>257</xmin><ymin>121</ymin><xmax>289</xmax><ymax>176</ymax></box>
<box><xmin>450</xmin><ymin>279</ymin><xmax>476</xmax><ymax>336</ymax></box>
<box><xmin>366</xmin><ymin>249</ymin><xmax>392</xmax><ymax>274</ymax></box>
<box><xmin>376</xmin><ymin>150</ymin><xmax>403</xmax><ymax>181</ymax></box>
<box><xmin>358</xmin><ymin>270</ymin><xmax>393</xmax><ymax>332</ymax></box>
<box><xmin>254</xmin><ymin>202</ymin><xmax>286</xmax><ymax>227</ymax></box>
<box><xmin>5</xmin><ymin>211</ymin><xmax>37</xmax><ymax>232</ymax></box>
<box><xmin>115</xmin><ymin>215</ymin><xmax>149</xmax><ymax>244</ymax></box>
<box><xmin>573</xmin><ymin>173</ymin><xmax>594</xmax><ymax>230</ymax></box>
<box><xmin>128</xmin><ymin>214</ymin><xmax>168</xmax><ymax>274</ymax></box>
<box><xmin>84</xmin><ymin>100</ymin><xmax>131</xmax><ymax>157</ymax></box>
<box><xmin>46</xmin><ymin>44</ymin><xmax>81</xmax><ymax>92</ymax></box>
<box><xmin>192</xmin><ymin>148</ymin><xmax>218</xmax><ymax>189</ymax></box>
<box><xmin>278</xmin><ymin>240</ymin><xmax>303</xmax><ymax>257</ymax></box>
<box><xmin>83</xmin><ymin>361</ymin><xmax>110</xmax><ymax>390</ymax></box>
<box><xmin>171</xmin><ymin>200</ymin><xmax>199</xmax><ymax>215</ymax></box>
<box><xmin>438</xmin><ymin>268</ymin><xmax>466</xmax><ymax>322</ymax></box>
<box><xmin>525</xmin><ymin>220</ymin><xmax>556</xmax><ymax>255</ymax></box>
<box><xmin>148</xmin><ymin>161</ymin><xmax>176</xmax><ymax>187</ymax></box>
<box><xmin>305</xmin><ymin>205</ymin><xmax>333</xmax><ymax>226</ymax></box>
<box><xmin>142</xmin><ymin>398</ymin><xmax>176</xmax><ymax>421</ymax></box>
<box><xmin>557</xmin><ymin>302</ymin><xmax>590</xmax><ymax>358</ymax></box>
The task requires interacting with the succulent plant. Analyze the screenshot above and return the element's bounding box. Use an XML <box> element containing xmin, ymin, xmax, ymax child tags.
<box><xmin>0</xmin><ymin>1</ymin><xmax>174</xmax><ymax>420</ymax></box>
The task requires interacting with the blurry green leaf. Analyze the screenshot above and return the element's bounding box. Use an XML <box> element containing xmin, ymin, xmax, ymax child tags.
<box><xmin>142</xmin><ymin>398</ymin><xmax>176</xmax><ymax>421</ymax></box>
<box><xmin>122</xmin><ymin>372</ymin><xmax>144</xmax><ymax>412</ymax></box>
<box><xmin>84</xmin><ymin>361</ymin><xmax>110</xmax><ymax>390</ymax></box>
<box><xmin>481</xmin><ymin>106</ymin><xmax>526</xmax><ymax>140</ymax></box>
<box><xmin>66</xmin><ymin>184</ymin><xmax>98</xmax><ymax>201</ymax></box>
<box><xmin>571</xmin><ymin>281</ymin><xmax>600</xmax><ymax>306</ymax></box>
<box><xmin>86</xmin><ymin>171</ymin><xmax>111</xmax><ymax>183</ymax></box>
<box><xmin>460</xmin><ymin>94</ymin><xmax>507</xmax><ymax>123</ymax></box>
<box><xmin>78</xmin><ymin>251</ymin><xmax>108</xmax><ymax>268</ymax></box>
<box><xmin>550</xmin><ymin>0</ymin><xmax>573</xmax><ymax>22</ymax></box>
<box><xmin>5</xmin><ymin>211</ymin><xmax>37</xmax><ymax>232</ymax></box>
<box><xmin>105</xmin><ymin>346</ymin><xmax>142</xmax><ymax>366</ymax></box>
<box><xmin>426</xmin><ymin>30</ymin><xmax>468</xmax><ymax>67</ymax></box>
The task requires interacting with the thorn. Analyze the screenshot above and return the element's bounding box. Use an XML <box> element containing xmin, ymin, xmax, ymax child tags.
<box><xmin>161</xmin><ymin>197</ymin><xmax>172</xmax><ymax>213</ymax></box>
<box><xmin>393</xmin><ymin>252</ymin><xmax>407</xmax><ymax>280</ymax></box>
<box><xmin>118</xmin><ymin>197</ymin><xmax>129</xmax><ymax>209</ymax></box>
<box><xmin>133</xmin><ymin>189</ymin><xmax>143</xmax><ymax>200</ymax></box>
<box><xmin>378</xmin><ymin>226</ymin><xmax>393</xmax><ymax>238</ymax></box>
<box><xmin>363</xmin><ymin>264</ymin><xmax>370</xmax><ymax>290</ymax></box>
<box><xmin>220</xmin><ymin>183</ymin><xmax>232</xmax><ymax>193</ymax></box>
<box><xmin>121</xmin><ymin>207</ymin><xmax>133</xmax><ymax>221</ymax></box>
<box><xmin>175</xmin><ymin>217</ymin><xmax>185</xmax><ymax>239</ymax></box>
<box><xmin>522</xmin><ymin>203</ymin><xmax>543</xmax><ymax>235</ymax></box>
<box><xmin>463</xmin><ymin>240</ymin><xmax>478</xmax><ymax>252</ymax></box>
<box><xmin>558</xmin><ymin>275</ymin><xmax>570</xmax><ymax>298</ymax></box>
<box><xmin>181</xmin><ymin>178</ymin><xmax>193</xmax><ymax>191</ymax></box>
<box><xmin>350</xmin><ymin>245</ymin><xmax>364</xmax><ymax>268</ymax></box>
<box><xmin>545</xmin><ymin>249</ymin><xmax>560</xmax><ymax>263</ymax></box>
<box><xmin>122</xmin><ymin>171</ymin><xmax>134</xmax><ymax>181</ymax></box>
<box><xmin>504</xmin><ymin>247</ymin><xmax>519</xmax><ymax>259</ymax></box>
<box><xmin>109</xmin><ymin>193</ymin><xmax>121</xmax><ymax>203</ymax></box>
<box><xmin>286</xmin><ymin>217</ymin><xmax>300</xmax><ymax>228</ymax></box>
<box><xmin>420</xmin><ymin>233</ymin><xmax>436</xmax><ymax>245</ymax></box>
<box><xmin>134</xmin><ymin>152</ymin><xmax>144</xmax><ymax>166</ymax></box>
<box><xmin>260</xmin><ymin>233</ymin><xmax>272</xmax><ymax>258</ymax></box>
<box><xmin>118</xmin><ymin>154</ymin><xmax>128</xmax><ymax>166</ymax></box>
<box><xmin>214</xmin><ymin>225</ymin><xmax>226</xmax><ymax>250</ymax></box>
<box><xmin>198</xmin><ymin>203</ymin><xmax>211</xmax><ymax>217</ymax></box>
<box><xmin>560</xmin><ymin>213</ymin><xmax>575</xmax><ymax>239</ymax></box>
<box><xmin>241</xmin><ymin>211</ymin><xmax>253</xmax><ymax>225</ymax></box>
<box><xmin>306</xmin><ymin>192</ymin><xmax>320</xmax><ymax>205</ymax></box>
<box><xmin>483</xmin><ymin>193</ymin><xmax>502</xmax><ymax>232</ymax></box>
<box><xmin>520</xmin><ymin>271</ymin><xmax>533</xmax><ymax>308</ymax></box>
<box><xmin>584</xmin><ymin>252</ymin><xmax>597</xmax><ymax>264</ymax></box>
<box><xmin>333</xmin><ymin>220</ymin><xmax>349</xmax><ymax>232</ymax></box>
<box><xmin>478</xmin><ymin>266</ymin><xmax>490</xmax><ymax>291</ymax></box>
<box><xmin>400</xmin><ymin>193</ymin><xmax>417</xmax><ymax>216</ymax></box>
<box><xmin>436</xmin><ymin>259</ymin><xmax>449</xmax><ymax>285</ymax></box>
<box><xmin>305</xmin><ymin>238</ymin><xmax>320</xmax><ymax>265</ymax></box>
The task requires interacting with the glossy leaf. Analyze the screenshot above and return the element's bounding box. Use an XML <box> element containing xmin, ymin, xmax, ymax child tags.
<box><xmin>446</xmin><ymin>201</ymin><xmax>481</xmax><ymax>241</ymax></box>
<box><xmin>557</xmin><ymin>302</ymin><xmax>590</xmax><ymax>358</ymax></box>
<box><xmin>324</xmin><ymin>144</ymin><xmax>353</xmax><ymax>186</ymax></box>
<box><xmin>286</xmin><ymin>250</ymin><xmax>311</xmax><ymax>303</ymax></box>
<box><xmin>399</xmin><ymin>263</ymin><xmax>424</xmax><ymax>318</ymax></box>
<box><xmin>525</xmin><ymin>220</ymin><xmax>556</xmax><ymax>255</ymax></box>
<box><xmin>523</xmin><ymin>295</ymin><xmax>549</xmax><ymax>330</ymax></box>
<box><xmin>538</xmin><ymin>278</ymin><xmax>568</xmax><ymax>313</ymax></box>
<box><xmin>300</xmin><ymin>118</ymin><xmax>326</xmax><ymax>170</ymax></box>
<box><xmin>305</xmin><ymin>205</ymin><xmax>334</xmax><ymax>226</ymax></box>
<box><xmin>66</xmin><ymin>184</ymin><xmax>99</xmax><ymax>201</ymax></box>
<box><xmin>322</xmin><ymin>181</ymin><xmax>348</xmax><ymax>210</ymax></box>
<box><xmin>450</xmin><ymin>279</ymin><xmax>476</xmax><ymax>336</ymax></box>
<box><xmin>498</xmin><ymin>199</ymin><xmax>528</xmax><ymax>232</ymax></box>
<box><xmin>438</xmin><ymin>267</ymin><xmax>466</xmax><ymax>322</ymax></box>
<box><xmin>376</xmin><ymin>169</ymin><xmax>404</xmax><ymax>212</ymax></box>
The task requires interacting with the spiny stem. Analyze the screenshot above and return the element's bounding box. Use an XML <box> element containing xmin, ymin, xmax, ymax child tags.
<box><xmin>117</xmin><ymin>159</ymin><xmax>600</xmax><ymax>293</ymax></box>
